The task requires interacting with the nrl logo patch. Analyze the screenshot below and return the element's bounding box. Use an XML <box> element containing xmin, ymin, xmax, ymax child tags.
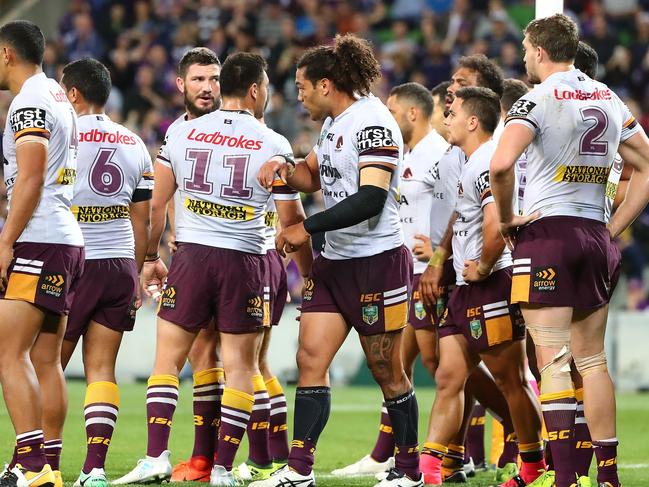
<box><xmin>470</xmin><ymin>319</ymin><xmax>483</xmax><ymax>340</ymax></box>
<box><xmin>414</xmin><ymin>301</ymin><xmax>426</xmax><ymax>320</ymax></box>
<box><xmin>362</xmin><ymin>304</ymin><xmax>379</xmax><ymax>325</ymax></box>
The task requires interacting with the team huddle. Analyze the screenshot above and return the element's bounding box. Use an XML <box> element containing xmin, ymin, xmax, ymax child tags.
<box><xmin>0</xmin><ymin>12</ymin><xmax>648</xmax><ymax>487</ymax></box>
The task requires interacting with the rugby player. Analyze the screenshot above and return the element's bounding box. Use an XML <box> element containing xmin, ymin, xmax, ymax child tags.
<box><xmin>42</xmin><ymin>58</ymin><xmax>153</xmax><ymax>487</ymax></box>
<box><xmin>431</xmin><ymin>81</ymin><xmax>450</xmax><ymax>139</ymax></box>
<box><xmin>0</xmin><ymin>20</ymin><xmax>84</xmax><ymax>487</ymax></box>
<box><xmin>161</xmin><ymin>47</ymin><xmax>227</xmax><ymax>484</ymax></box>
<box><xmin>418</xmin><ymin>56</ymin><xmax>524</xmax><ymax>484</ymax></box>
<box><xmin>331</xmin><ymin>82</ymin><xmax>449</xmax><ymax>477</ymax></box>
<box><xmin>254</xmin><ymin>34</ymin><xmax>422</xmax><ymax>487</ymax></box>
<box><xmin>114</xmin><ymin>52</ymin><xmax>312</xmax><ymax>487</ymax></box>
<box><xmin>428</xmin><ymin>87</ymin><xmax>546</xmax><ymax>487</ymax></box>
<box><xmin>490</xmin><ymin>14</ymin><xmax>649</xmax><ymax>487</ymax></box>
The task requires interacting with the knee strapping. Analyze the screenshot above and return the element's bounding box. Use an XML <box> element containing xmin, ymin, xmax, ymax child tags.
<box><xmin>539</xmin><ymin>345</ymin><xmax>573</xmax><ymax>395</ymax></box>
<box><xmin>574</xmin><ymin>350</ymin><xmax>607</xmax><ymax>377</ymax></box>
<box><xmin>526</xmin><ymin>323</ymin><xmax>570</xmax><ymax>349</ymax></box>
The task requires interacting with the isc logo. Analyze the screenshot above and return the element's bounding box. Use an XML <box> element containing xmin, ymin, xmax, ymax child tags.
<box><xmin>87</xmin><ymin>436</ymin><xmax>111</xmax><ymax>446</ymax></box>
<box><xmin>221</xmin><ymin>435</ymin><xmax>240</xmax><ymax>445</ymax></box>
<box><xmin>575</xmin><ymin>441</ymin><xmax>592</xmax><ymax>449</ymax></box>
<box><xmin>360</xmin><ymin>293</ymin><xmax>382</xmax><ymax>303</ymax></box>
<box><xmin>250</xmin><ymin>421</ymin><xmax>270</xmax><ymax>430</ymax></box>
<box><xmin>547</xmin><ymin>429</ymin><xmax>570</xmax><ymax>440</ymax></box>
<box><xmin>466</xmin><ymin>307</ymin><xmax>481</xmax><ymax>318</ymax></box>
<box><xmin>149</xmin><ymin>417</ymin><xmax>172</xmax><ymax>427</ymax></box>
<box><xmin>272</xmin><ymin>424</ymin><xmax>287</xmax><ymax>433</ymax></box>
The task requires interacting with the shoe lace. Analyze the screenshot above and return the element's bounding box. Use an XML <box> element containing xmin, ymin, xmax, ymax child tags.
<box><xmin>0</xmin><ymin>470</ymin><xmax>17</xmax><ymax>485</ymax></box>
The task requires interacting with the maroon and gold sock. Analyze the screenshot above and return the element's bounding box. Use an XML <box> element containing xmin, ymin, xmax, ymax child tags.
<box><xmin>247</xmin><ymin>375</ymin><xmax>272</xmax><ymax>467</ymax></box>
<box><xmin>266</xmin><ymin>376</ymin><xmax>289</xmax><ymax>463</ymax></box>
<box><xmin>593</xmin><ymin>438</ymin><xmax>619</xmax><ymax>487</ymax></box>
<box><xmin>83</xmin><ymin>381</ymin><xmax>120</xmax><ymax>472</ymax></box>
<box><xmin>14</xmin><ymin>430</ymin><xmax>46</xmax><ymax>471</ymax></box>
<box><xmin>216</xmin><ymin>388</ymin><xmax>253</xmax><ymax>471</ymax></box>
<box><xmin>370</xmin><ymin>402</ymin><xmax>395</xmax><ymax>463</ymax></box>
<box><xmin>44</xmin><ymin>439</ymin><xmax>62</xmax><ymax>470</ymax></box>
<box><xmin>540</xmin><ymin>390</ymin><xmax>576</xmax><ymax>487</ymax></box>
<box><xmin>573</xmin><ymin>388</ymin><xmax>593</xmax><ymax>477</ymax></box>
<box><xmin>146</xmin><ymin>375</ymin><xmax>179</xmax><ymax>457</ymax></box>
<box><xmin>465</xmin><ymin>404</ymin><xmax>486</xmax><ymax>465</ymax></box>
<box><xmin>191</xmin><ymin>369</ymin><xmax>220</xmax><ymax>460</ymax></box>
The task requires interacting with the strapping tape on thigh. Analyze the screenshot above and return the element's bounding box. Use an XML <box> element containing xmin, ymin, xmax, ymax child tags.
<box><xmin>574</xmin><ymin>350</ymin><xmax>607</xmax><ymax>377</ymax></box>
<box><xmin>526</xmin><ymin>322</ymin><xmax>570</xmax><ymax>348</ymax></box>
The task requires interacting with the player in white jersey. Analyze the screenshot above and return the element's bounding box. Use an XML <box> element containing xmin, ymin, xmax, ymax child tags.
<box><xmin>115</xmin><ymin>53</ymin><xmax>312</xmax><ymax>487</ymax></box>
<box><xmin>416</xmin><ymin>56</ymin><xmax>525</xmax><ymax>484</ymax></box>
<box><xmin>254</xmin><ymin>34</ymin><xmax>422</xmax><ymax>487</ymax></box>
<box><xmin>153</xmin><ymin>47</ymin><xmax>229</xmax><ymax>484</ymax></box>
<box><xmin>39</xmin><ymin>58</ymin><xmax>152</xmax><ymax>487</ymax></box>
<box><xmin>490</xmin><ymin>14</ymin><xmax>649</xmax><ymax>487</ymax></box>
<box><xmin>0</xmin><ymin>21</ymin><xmax>84</xmax><ymax>487</ymax></box>
<box><xmin>331</xmin><ymin>82</ymin><xmax>449</xmax><ymax>478</ymax></box>
<box><xmin>425</xmin><ymin>87</ymin><xmax>546</xmax><ymax>487</ymax></box>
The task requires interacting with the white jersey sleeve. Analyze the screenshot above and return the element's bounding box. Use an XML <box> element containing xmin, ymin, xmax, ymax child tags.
<box><xmin>604</xmin><ymin>154</ymin><xmax>624</xmax><ymax>222</ymax></box>
<box><xmin>314</xmin><ymin>96</ymin><xmax>404</xmax><ymax>260</ymax></box>
<box><xmin>505</xmin><ymin>69</ymin><xmax>641</xmax><ymax>222</ymax></box>
<box><xmin>399</xmin><ymin>130</ymin><xmax>449</xmax><ymax>274</ymax></box>
<box><xmin>2</xmin><ymin>73</ymin><xmax>83</xmax><ymax>246</ymax></box>
<box><xmin>72</xmin><ymin>115</ymin><xmax>154</xmax><ymax>259</ymax></box>
<box><xmin>452</xmin><ymin>140</ymin><xmax>513</xmax><ymax>286</ymax></box>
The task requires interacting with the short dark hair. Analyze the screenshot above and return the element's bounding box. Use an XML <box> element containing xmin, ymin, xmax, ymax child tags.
<box><xmin>454</xmin><ymin>86</ymin><xmax>501</xmax><ymax>134</ymax></box>
<box><xmin>0</xmin><ymin>20</ymin><xmax>45</xmax><ymax>65</ymax></box>
<box><xmin>390</xmin><ymin>82</ymin><xmax>434</xmax><ymax>118</ymax></box>
<box><xmin>574</xmin><ymin>41</ymin><xmax>598</xmax><ymax>79</ymax></box>
<box><xmin>524</xmin><ymin>14</ymin><xmax>579</xmax><ymax>63</ymax></box>
<box><xmin>220</xmin><ymin>52</ymin><xmax>267</xmax><ymax>98</ymax></box>
<box><xmin>297</xmin><ymin>34</ymin><xmax>381</xmax><ymax>97</ymax></box>
<box><xmin>178</xmin><ymin>47</ymin><xmax>220</xmax><ymax>79</ymax></box>
<box><xmin>431</xmin><ymin>80</ymin><xmax>451</xmax><ymax>105</ymax></box>
<box><xmin>457</xmin><ymin>54</ymin><xmax>504</xmax><ymax>97</ymax></box>
<box><xmin>500</xmin><ymin>78</ymin><xmax>529</xmax><ymax>113</ymax></box>
<box><xmin>62</xmin><ymin>58</ymin><xmax>112</xmax><ymax>106</ymax></box>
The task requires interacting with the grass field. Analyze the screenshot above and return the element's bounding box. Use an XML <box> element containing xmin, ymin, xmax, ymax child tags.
<box><xmin>1</xmin><ymin>381</ymin><xmax>648</xmax><ymax>486</ymax></box>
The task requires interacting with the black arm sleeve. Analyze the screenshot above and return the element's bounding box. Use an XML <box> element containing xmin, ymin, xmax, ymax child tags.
<box><xmin>131</xmin><ymin>188</ymin><xmax>153</xmax><ymax>202</ymax></box>
<box><xmin>303</xmin><ymin>185</ymin><xmax>388</xmax><ymax>235</ymax></box>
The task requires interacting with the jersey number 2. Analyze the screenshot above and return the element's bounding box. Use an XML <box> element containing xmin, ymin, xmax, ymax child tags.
<box><xmin>579</xmin><ymin>107</ymin><xmax>609</xmax><ymax>156</ymax></box>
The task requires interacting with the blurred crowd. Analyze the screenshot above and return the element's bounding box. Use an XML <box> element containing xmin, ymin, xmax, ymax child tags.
<box><xmin>1</xmin><ymin>0</ymin><xmax>649</xmax><ymax>307</ymax></box>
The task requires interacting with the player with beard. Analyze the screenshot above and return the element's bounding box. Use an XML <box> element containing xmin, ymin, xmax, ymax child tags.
<box><xmin>490</xmin><ymin>14</ymin><xmax>649</xmax><ymax>487</ymax></box>
<box><xmin>153</xmin><ymin>48</ymin><xmax>227</xmax><ymax>483</ymax></box>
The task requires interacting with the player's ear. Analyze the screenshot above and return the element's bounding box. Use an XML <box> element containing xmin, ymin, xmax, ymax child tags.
<box><xmin>408</xmin><ymin>106</ymin><xmax>417</xmax><ymax>122</ymax></box>
<box><xmin>175</xmin><ymin>76</ymin><xmax>184</xmax><ymax>94</ymax></box>
<box><xmin>250</xmin><ymin>82</ymin><xmax>259</xmax><ymax>101</ymax></box>
<box><xmin>320</xmin><ymin>78</ymin><xmax>330</xmax><ymax>96</ymax></box>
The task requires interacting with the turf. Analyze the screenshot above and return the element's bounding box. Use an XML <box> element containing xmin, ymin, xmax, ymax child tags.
<box><xmin>1</xmin><ymin>382</ymin><xmax>648</xmax><ymax>486</ymax></box>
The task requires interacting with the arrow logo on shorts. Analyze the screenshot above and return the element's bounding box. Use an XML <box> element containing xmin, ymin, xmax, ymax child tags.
<box><xmin>45</xmin><ymin>274</ymin><xmax>65</xmax><ymax>286</ymax></box>
<box><xmin>535</xmin><ymin>268</ymin><xmax>555</xmax><ymax>280</ymax></box>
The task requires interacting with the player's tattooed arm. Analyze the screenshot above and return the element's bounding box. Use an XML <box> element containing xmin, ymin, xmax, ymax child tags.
<box><xmin>609</xmin><ymin>130</ymin><xmax>649</xmax><ymax>238</ymax></box>
<box><xmin>275</xmin><ymin>199</ymin><xmax>313</xmax><ymax>276</ymax></box>
<box><xmin>360</xmin><ymin>332</ymin><xmax>409</xmax><ymax>397</ymax></box>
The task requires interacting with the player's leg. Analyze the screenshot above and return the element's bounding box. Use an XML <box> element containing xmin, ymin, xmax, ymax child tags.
<box><xmin>420</xmin><ymin>333</ymin><xmax>476</xmax><ymax>485</ymax></box>
<box><xmin>258</xmin><ymin>328</ymin><xmax>289</xmax><ymax>469</ymax></box>
<box><xmin>481</xmin><ymin>339</ymin><xmax>546</xmax><ymax>485</ymax></box>
<box><xmin>75</xmin><ymin>322</ymin><xmax>123</xmax><ymax>487</ymax></box>
<box><xmin>171</xmin><ymin>326</ymin><xmax>221</xmax><ymax>483</ymax></box>
<box><xmin>31</xmin><ymin>314</ymin><xmax>68</xmax><ymax>477</ymax></box>
<box><xmin>571</xmin><ymin>368</ymin><xmax>593</xmax><ymax>481</ymax></box>
<box><xmin>571</xmin><ymin>304</ymin><xmax>619</xmax><ymax>487</ymax></box>
<box><xmin>248</xmin><ymin>312</ymin><xmax>350</xmax><ymax>487</ymax></box>
<box><xmin>523</xmin><ymin>304</ymin><xmax>575</xmax><ymax>487</ymax></box>
<box><xmin>212</xmin><ymin>330</ymin><xmax>264</xmax><ymax>479</ymax></box>
<box><xmin>113</xmin><ymin>318</ymin><xmax>197</xmax><ymax>485</ymax></box>
<box><xmin>0</xmin><ymin>300</ymin><xmax>51</xmax><ymax>482</ymax></box>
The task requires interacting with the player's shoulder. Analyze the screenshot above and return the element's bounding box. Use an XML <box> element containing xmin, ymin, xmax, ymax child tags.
<box><xmin>12</xmin><ymin>74</ymin><xmax>61</xmax><ymax>111</ymax></box>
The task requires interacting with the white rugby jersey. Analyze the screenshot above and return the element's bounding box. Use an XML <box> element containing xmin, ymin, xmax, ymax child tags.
<box><xmin>604</xmin><ymin>154</ymin><xmax>624</xmax><ymax>222</ymax></box>
<box><xmin>505</xmin><ymin>68</ymin><xmax>640</xmax><ymax>222</ymax></box>
<box><xmin>400</xmin><ymin>130</ymin><xmax>449</xmax><ymax>274</ymax></box>
<box><xmin>314</xmin><ymin>95</ymin><xmax>404</xmax><ymax>260</ymax></box>
<box><xmin>160</xmin><ymin>113</ymin><xmax>189</xmax><ymax>237</ymax></box>
<box><xmin>493</xmin><ymin>119</ymin><xmax>527</xmax><ymax>212</ymax></box>
<box><xmin>422</xmin><ymin>145</ymin><xmax>464</xmax><ymax>247</ymax></box>
<box><xmin>158</xmin><ymin>109</ymin><xmax>298</xmax><ymax>254</ymax></box>
<box><xmin>2</xmin><ymin>72</ymin><xmax>83</xmax><ymax>246</ymax></box>
<box><xmin>453</xmin><ymin>140</ymin><xmax>514</xmax><ymax>286</ymax></box>
<box><xmin>72</xmin><ymin>114</ymin><xmax>154</xmax><ymax>259</ymax></box>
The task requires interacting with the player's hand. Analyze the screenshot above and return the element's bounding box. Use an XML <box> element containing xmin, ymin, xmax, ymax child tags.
<box><xmin>412</xmin><ymin>233</ymin><xmax>433</xmax><ymax>262</ymax></box>
<box><xmin>462</xmin><ymin>260</ymin><xmax>490</xmax><ymax>283</ymax></box>
<box><xmin>275</xmin><ymin>222</ymin><xmax>310</xmax><ymax>257</ymax></box>
<box><xmin>258</xmin><ymin>156</ymin><xmax>289</xmax><ymax>190</ymax></box>
<box><xmin>419</xmin><ymin>263</ymin><xmax>444</xmax><ymax>310</ymax></box>
<box><xmin>167</xmin><ymin>234</ymin><xmax>178</xmax><ymax>253</ymax></box>
<box><xmin>142</xmin><ymin>258</ymin><xmax>168</xmax><ymax>300</ymax></box>
<box><xmin>499</xmin><ymin>212</ymin><xmax>540</xmax><ymax>250</ymax></box>
<box><xmin>0</xmin><ymin>241</ymin><xmax>13</xmax><ymax>292</ymax></box>
<box><xmin>133</xmin><ymin>282</ymin><xmax>143</xmax><ymax>310</ymax></box>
